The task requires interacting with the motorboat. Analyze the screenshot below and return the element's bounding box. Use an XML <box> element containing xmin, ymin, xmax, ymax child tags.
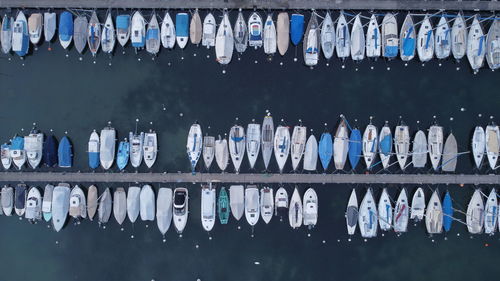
<box><xmin>290</xmin><ymin>125</ymin><xmax>307</xmax><ymax>171</ymax></box>
<box><xmin>303</xmin><ymin>135</ymin><xmax>318</xmax><ymax>171</ymax></box>
<box><xmin>215</xmin><ymin>11</ymin><xmax>234</xmax><ymax>64</ymax></box>
<box><xmin>1</xmin><ymin>186</ymin><xmax>14</xmax><ymax>216</ymax></box>
<box><xmin>425</xmin><ymin>190</ymin><xmax>443</xmax><ymax>234</ymax></box>
<box><xmin>229</xmin><ymin>185</ymin><xmax>244</xmax><ymax>220</ymax></box>
<box><xmin>113</xmin><ymin>187</ymin><xmax>127</xmax><ymax>225</ymax></box>
<box><xmin>100</xmin><ymin>125</ymin><xmax>116</xmax><ymax>170</ymax></box>
<box><xmin>87</xmin><ymin>185</ymin><xmax>98</xmax><ymax>221</ymax></box>
<box><xmin>215</xmin><ymin>135</ymin><xmax>229</xmax><ymax>171</ymax></box>
<box><xmin>58</xmin><ymin>11</ymin><xmax>73</xmax><ymax>49</ymax></box>
<box><xmin>274</xmin><ymin>125</ymin><xmax>290</xmax><ymax>173</ymax></box>
<box><xmin>288</xmin><ymin>187</ymin><xmax>302</xmax><ymax>229</ymax></box>
<box><xmin>69</xmin><ymin>185</ymin><xmax>86</xmax><ymax>219</ymax></box>
<box><xmin>203</xmin><ymin>135</ymin><xmax>215</xmax><ymax>170</ymax></box>
<box><xmin>245</xmin><ymin>185</ymin><xmax>260</xmax><ymax>226</ymax></box>
<box><xmin>117</xmin><ymin>139</ymin><xmax>130</xmax><ymax>171</ymax></box>
<box><xmin>246</xmin><ymin>122</ymin><xmax>261</xmax><ymax>169</ymax></box>
<box><xmin>143</xmin><ymin>130</ymin><xmax>158</xmax><ymax>168</ymax></box>
<box><xmin>229</xmin><ymin>125</ymin><xmax>246</xmax><ymax>173</ymax></box>
<box><xmin>1</xmin><ymin>15</ymin><xmax>13</xmax><ymax>54</ymax></box>
<box><xmin>42</xmin><ymin>184</ymin><xmax>54</xmax><ymax>221</ymax></box>
<box><xmin>24</xmin><ymin>129</ymin><xmax>43</xmax><ymax>169</ymax></box>
<box><xmin>302</xmin><ymin>188</ymin><xmax>318</xmax><ymax>229</ymax></box>
<box><xmin>261</xmin><ymin>114</ymin><xmax>274</xmax><ymax>170</ymax></box>
<box><xmin>248</xmin><ymin>12</ymin><xmax>263</xmax><ymax>49</ymax></box>
<box><xmin>173</xmin><ymin>187</ymin><xmax>189</xmax><ymax>233</ymax></box>
<box><xmin>202</xmin><ymin>12</ymin><xmax>216</xmax><ymax>48</ymax></box>
<box><xmin>378</xmin><ymin>188</ymin><xmax>392</xmax><ymax>231</ymax></box>
<box><xmin>140</xmin><ymin>184</ymin><xmax>155</xmax><ymax>221</ymax></box>
<box><xmin>157</xmin><ymin>187</ymin><xmax>173</xmax><ymax>235</ymax></box>
<box><xmin>346</xmin><ymin>189</ymin><xmax>358</xmax><ymax>235</ymax></box>
<box><xmin>129</xmin><ymin>131</ymin><xmax>144</xmax><ymax>168</ymax></box>
<box><xmin>131</xmin><ymin>11</ymin><xmax>145</xmax><ymax>50</ymax></box>
<box><xmin>42</xmin><ymin>135</ymin><xmax>57</xmax><ymax>167</ymax></box>
<box><xmin>358</xmin><ymin>188</ymin><xmax>378</xmax><ymax>238</ymax></box>
<box><xmin>1</xmin><ymin>143</ymin><xmax>11</xmax><ymax>170</ymax></box>
<box><xmin>175</xmin><ymin>12</ymin><xmax>189</xmax><ymax>49</ymax></box>
<box><xmin>28</xmin><ymin>13</ymin><xmax>42</xmax><ymax>45</ymax></box>
<box><xmin>12</xmin><ymin>11</ymin><xmax>29</xmax><ymax>57</ymax></box>
<box><xmin>274</xmin><ymin>186</ymin><xmax>288</xmax><ymax>218</ymax></box>
<box><xmin>25</xmin><ymin>186</ymin><xmax>42</xmax><ymax>222</ymax></box>
<box><xmin>52</xmin><ymin>183</ymin><xmax>70</xmax><ymax>232</ymax></box>
<box><xmin>260</xmin><ymin>187</ymin><xmax>274</xmax><ymax>224</ymax></box>
<box><xmin>428</xmin><ymin>124</ymin><xmax>444</xmax><ymax>171</ymax></box>
<box><xmin>201</xmin><ymin>184</ymin><xmax>216</xmax><ymax>231</ymax></box>
<box><xmin>127</xmin><ymin>186</ymin><xmax>141</xmax><ymax>223</ymax></box>
<box><xmin>88</xmin><ymin>130</ymin><xmax>100</xmax><ymax>169</ymax></box>
<box><xmin>263</xmin><ymin>14</ymin><xmax>276</xmax><ymax>55</ymax></box>
<box><xmin>10</xmin><ymin>136</ymin><xmax>26</xmax><ymax>170</ymax></box>
<box><xmin>187</xmin><ymin>123</ymin><xmax>203</xmax><ymax>173</ymax></box>
<box><xmin>410</xmin><ymin>187</ymin><xmax>425</xmax><ymax>221</ymax></box>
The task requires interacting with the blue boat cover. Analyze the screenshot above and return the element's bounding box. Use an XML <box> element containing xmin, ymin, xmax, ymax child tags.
<box><xmin>425</xmin><ymin>30</ymin><xmax>433</xmax><ymax>49</ymax></box>
<box><xmin>478</xmin><ymin>36</ymin><xmax>485</xmax><ymax>56</ymax></box>
<box><xmin>2</xmin><ymin>17</ymin><xmax>11</xmax><ymax>31</ymax></box>
<box><xmin>176</xmin><ymin>13</ymin><xmax>189</xmax><ymax>37</ymax></box>
<box><xmin>379</xmin><ymin>134</ymin><xmax>392</xmax><ymax>155</ymax></box>
<box><xmin>58</xmin><ymin>136</ymin><xmax>72</xmax><ymax>168</ymax></box>
<box><xmin>11</xmin><ymin>136</ymin><xmax>24</xmax><ymax>150</ymax></box>
<box><xmin>290</xmin><ymin>14</ymin><xmax>304</xmax><ymax>46</ymax></box>
<box><xmin>116</xmin><ymin>15</ymin><xmax>130</xmax><ymax>29</ymax></box>
<box><xmin>15</xmin><ymin>185</ymin><xmax>26</xmax><ymax>209</ymax></box>
<box><xmin>117</xmin><ymin>141</ymin><xmax>130</xmax><ymax>170</ymax></box>
<box><xmin>348</xmin><ymin>129</ymin><xmax>362</xmax><ymax>170</ymax></box>
<box><xmin>384</xmin><ymin>45</ymin><xmax>398</xmax><ymax>58</ymax></box>
<box><xmin>14</xmin><ymin>20</ymin><xmax>29</xmax><ymax>57</ymax></box>
<box><xmin>373</xmin><ymin>28</ymin><xmax>379</xmax><ymax>49</ymax></box>
<box><xmin>59</xmin><ymin>11</ymin><xmax>73</xmax><ymax>41</ymax></box>
<box><xmin>43</xmin><ymin>135</ymin><xmax>58</xmax><ymax>167</ymax></box>
<box><xmin>442</xmin><ymin>29</ymin><xmax>450</xmax><ymax>46</ymax></box>
<box><xmin>442</xmin><ymin>191</ymin><xmax>453</xmax><ymax>232</ymax></box>
<box><xmin>318</xmin><ymin>132</ymin><xmax>333</xmax><ymax>171</ymax></box>
<box><xmin>88</xmin><ymin>152</ymin><xmax>99</xmax><ymax>169</ymax></box>
<box><xmin>146</xmin><ymin>28</ymin><xmax>159</xmax><ymax>40</ymax></box>
<box><xmin>402</xmin><ymin>38</ymin><xmax>415</xmax><ymax>56</ymax></box>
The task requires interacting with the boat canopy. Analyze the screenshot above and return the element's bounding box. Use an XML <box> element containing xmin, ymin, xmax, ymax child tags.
<box><xmin>348</xmin><ymin>129</ymin><xmax>362</xmax><ymax>169</ymax></box>
<box><xmin>59</xmin><ymin>11</ymin><xmax>73</xmax><ymax>40</ymax></box>
<box><xmin>11</xmin><ymin>136</ymin><xmax>24</xmax><ymax>150</ymax></box>
<box><xmin>385</xmin><ymin>45</ymin><xmax>398</xmax><ymax>58</ymax></box>
<box><xmin>379</xmin><ymin>134</ymin><xmax>392</xmax><ymax>155</ymax></box>
<box><xmin>442</xmin><ymin>192</ymin><xmax>453</xmax><ymax>232</ymax></box>
<box><xmin>58</xmin><ymin>136</ymin><xmax>72</xmax><ymax>168</ymax></box>
<box><xmin>116</xmin><ymin>15</ymin><xmax>130</xmax><ymax>29</ymax></box>
<box><xmin>290</xmin><ymin>14</ymin><xmax>304</xmax><ymax>45</ymax></box>
<box><xmin>176</xmin><ymin>13</ymin><xmax>189</xmax><ymax>37</ymax></box>
<box><xmin>146</xmin><ymin>28</ymin><xmax>159</xmax><ymax>39</ymax></box>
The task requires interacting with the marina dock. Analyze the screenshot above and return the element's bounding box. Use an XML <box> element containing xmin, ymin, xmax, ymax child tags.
<box><xmin>1</xmin><ymin>172</ymin><xmax>499</xmax><ymax>185</ymax></box>
<box><xmin>2</xmin><ymin>0</ymin><xmax>500</xmax><ymax>11</ymax></box>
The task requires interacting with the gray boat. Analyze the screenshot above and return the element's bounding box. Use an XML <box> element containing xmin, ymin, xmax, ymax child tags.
<box><xmin>156</xmin><ymin>187</ymin><xmax>173</xmax><ymax>235</ymax></box>
<box><xmin>303</xmin><ymin>12</ymin><xmax>320</xmax><ymax>67</ymax></box>
<box><xmin>486</xmin><ymin>18</ymin><xmax>500</xmax><ymax>70</ymax></box>
<box><xmin>113</xmin><ymin>187</ymin><xmax>127</xmax><ymax>225</ymax></box>
<box><xmin>44</xmin><ymin>12</ymin><xmax>56</xmax><ymax>42</ymax></box>
<box><xmin>87</xmin><ymin>185</ymin><xmax>98</xmax><ymax>220</ymax></box>
<box><xmin>1</xmin><ymin>15</ymin><xmax>13</xmax><ymax>54</ymax></box>
<box><xmin>98</xmin><ymin>188</ymin><xmax>112</xmax><ymax>224</ymax></box>
<box><xmin>233</xmin><ymin>10</ymin><xmax>248</xmax><ymax>53</ymax></box>
<box><xmin>74</xmin><ymin>15</ymin><xmax>88</xmax><ymax>54</ymax></box>
<box><xmin>127</xmin><ymin>186</ymin><xmax>141</xmax><ymax>223</ymax></box>
<box><xmin>261</xmin><ymin>114</ymin><xmax>274</xmax><ymax>170</ymax></box>
<box><xmin>441</xmin><ymin>133</ymin><xmax>458</xmax><ymax>172</ymax></box>
<box><xmin>146</xmin><ymin>13</ymin><xmax>160</xmax><ymax>55</ymax></box>
<box><xmin>140</xmin><ymin>184</ymin><xmax>155</xmax><ymax>221</ymax></box>
<box><xmin>87</xmin><ymin>11</ymin><xmax>101</xmax><ymax>56</ymax></box>
<box><xmin>1</xmin><ymin>185</ymin><xmax>13</xmax><ymax>216</ymax></box>
<box><xmin>52</xmin><ymin>183</ymin><xmax>70</xmax><ymax>232</ymax></box>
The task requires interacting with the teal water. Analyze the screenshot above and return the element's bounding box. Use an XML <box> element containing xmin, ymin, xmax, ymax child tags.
<box><xmin>0</xmin><ymin>9</ymin><xmax>500</xmax><ymax>281</ymax></box>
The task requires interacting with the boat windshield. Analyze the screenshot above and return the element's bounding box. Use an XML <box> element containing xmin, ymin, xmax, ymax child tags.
<box><xmin>174</xmin><ymin>191</ymin><xmax>186</xmax><ymax>206</ymax></box>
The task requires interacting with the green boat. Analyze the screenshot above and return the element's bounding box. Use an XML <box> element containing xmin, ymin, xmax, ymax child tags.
<box><xmin>218</xmin><ymin>186</ymin><xmax>230</xmax><ymax>224</ymax></box>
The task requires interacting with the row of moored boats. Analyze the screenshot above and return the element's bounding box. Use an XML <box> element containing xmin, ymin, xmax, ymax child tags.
<box><xmin>0</xmin><ymin>183</ymin><xmax>318</xmax><ymax>233</ymax></box>
<box><xmin>349</xmin><ymin>187</ymin><xmax>500</xmax><ymax>238</ymax></box>
<box><xmin>2</xmin><ymin>10</ymin><xmax>500</xmax><ymax>71</ymax></box>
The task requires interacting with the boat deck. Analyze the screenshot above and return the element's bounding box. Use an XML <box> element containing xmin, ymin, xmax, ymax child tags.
<box><xmin>2</xmin><ymin>0</ymin><xmax>500</xmax><ymax>11</ymax></box>
<box><xmin>1</xmin><ymin>172</ymin><xmax>498</xmax><ymax>185</ymax></box>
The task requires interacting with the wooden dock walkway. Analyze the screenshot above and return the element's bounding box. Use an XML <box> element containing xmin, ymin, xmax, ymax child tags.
<box><xmin>0</xmin><ymin>172</ymin><xmax>498</xmax><ymax>185</ymax></box>
<box><xmin>1</xmin><ymin>0</ymin><xmax>500</xmax><ymax>11</ymax></box>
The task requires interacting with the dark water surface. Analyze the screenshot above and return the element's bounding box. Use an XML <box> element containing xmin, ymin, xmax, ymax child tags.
<box><xmin>1</xmin><ymin>12</ymin><xmax>500</xmax><ymax>280</ymax></box>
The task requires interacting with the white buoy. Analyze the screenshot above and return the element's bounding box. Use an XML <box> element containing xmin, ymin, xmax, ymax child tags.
<box><xmin>294</xmin><ymin>57</ymin><xmax>297</xmax><ymax>62</ymax></box>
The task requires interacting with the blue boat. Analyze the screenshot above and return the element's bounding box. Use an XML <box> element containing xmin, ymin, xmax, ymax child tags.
<box><xmin>58</xmin><ymin>136</ymin><xmax>72</xmax><ymax>168</ymax></box>
<box><xmin>290</xmin><ymin>14</ymin><xmax>304</xmax><ymax>46</ymax></box>
<box><xmin>318</xmin><ymin>132</ymin><xmax>333</xmax><ymax>171</ymax></box>
<box><xmin>42</xmin><ymin>135</ymin><xmax>58</xmax><ymax>167</ymax></box>
<box><xmin>175</xmin><ymin>13</ymin><xmax>189</xmax><ymax>48</ymax></box>
<box><xmin>116</xmin><ymin>15</ymin><xmax>131</xmax><ymax>46</ymax></box>
<box><xmin>117</xmin><ymin>140</ymin><xmax>130</xmax><ymax>171</ymax></box>
<box><xmin>442</xmin><ymin>191</ymin><xmax>453</xmax><ymax>232</ymax></box>
<box><xmin>12</xmin><ymin>11</ymin><xmax>29</xmax><ymax>57</ymax></box>
<box><xmin>88</xmin><ymin>130</ymin><xmax>99</xmax><ymax>169</ymax></box>
<box><xmin>58</xmin><ymin>11</ymin><xmax>73</xmax><ymax>49</ymax></box>
<box><xmin>348</xmin><ymin>129</ymin><xmax>362</xmax><ymax>170</ymax></box>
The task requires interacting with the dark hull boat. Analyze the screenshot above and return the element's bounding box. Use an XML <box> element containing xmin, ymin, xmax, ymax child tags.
<box><xmin>43</xmin><ymin>135</ymin><xmax>58</xmax><ymax>167</ymax></box>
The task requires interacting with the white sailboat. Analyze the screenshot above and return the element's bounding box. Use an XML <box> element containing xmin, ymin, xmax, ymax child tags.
<box><xmin>393</xmin><ymin>188</ymin><xmax>409</xmax><ymax>233</ymax></box>
<box><xmin>303</xmin><ymin>135</ymin><xmax>318</xmax><ymax>171</ymax></box>
<box><xmin>410</xmin><ymin>187</ymin><xmax>426</xmax><ymax>221</ymax></box>
<box><xmin>435</xmin><ymin>15</ymin><xmax>451</xmax><ymax>59</ymax></box>
<box><xmin>485</xmin><ymin>124</ymin><xmax>499</xmax><ymax>170</ymax></box>
<box><xmin>263</xmin><ymin>14</ymin><xmax>276</xmax><ymax>55</ymax></box>
<box><xmin>335</xmin><ymin>13</ymin><xmax>350</xmax><ymax>59</ymax></box>
<box><xmin>362</xmin><ymin>123</ymin><xmax>378</xmax><ymax>169</ymax></box>
<box><xmin>261</xmin><ymin>114</ymin><xmax>274</xmax><ymax>170</ymax></box>
<box><xmin>290</xmin><ymin>125</ymin><xmax>307</xmax><ymax>171</ymax></box>
<box><xmin>394</xmin><ymin>123</ymin><xmax>410</xmax><ymax>170</ymax></box>
<box><xmin>350</xmin><ymin>14</ymin><xmax>365</xmax><ymax>61</ymax></box>
<box><xmin>378</xmin><ymin>188</ymin><xmax>392</xmax><ymax>231</ymax></box>
<box><xmin>484</xmin><ymin>188</ymin><xmax>498</xmax><ymax>235</ymax></box>
<box><xmin>366</xmin><ymin>14</ymin><xmax>381</xmax><ymax>59</ymax></box>
<box><xmin>466</xmin><ymin>189</ymin><xmax>484</xmax><ymax>234</ymax></box>
<box><xmin>472</xmin><ymin>126</ymin><xmax>485</xmax><ymax>169</ymax></box>
<box><xmin>486</xmin><ymin>19</ymin><xmax>500</xmax><ymax>70</ymax></box>
<box><xmin>187</xmin><ymin>123</ymin><xmax>203</xmax><ymax>173</ymax></box>
<box><xmin>288</xmin><ymin>187</ymin><xmax>302</xmax><ymax>229</ymax></box>
<box><xmin>140</xmin><ymin>184</ymin><xmax>155</xmax><ymax>221</ymax></box>
<box><xmin>229</xmin><ymin>125</ymin><xmax>246</xmax><ymax>173</ymax></box>
<box><xmin>274</xmin><ymin>125</ymin><xmax>290</xmax><ymax>173</ymax></box>
<box><xmin>215</xmin><ymin>135</ymin><xmax>229</xmax><ymax>171</ymax></box>
<box><xmin>215</xmin><ymin>11</ymin><xmax>234</xmax><ymax>65</ymax></box>
<box><xmin>412</xmin><ymin>130</ymin><xmax>428</xmax><ymax>168</ymax></box>
<box><xmin>358</xmin><ymin>188</ymin><xmax>378</xmax><ymax>238</ymax></box>
<box><xmin>229</xmin><ymin>185</ymin><xmax>244</xmax><ymax>221</ymax></box>
<box><xmin>425</xmin><ymin>190</ymin><xmax>443</xmax><ymax>234</ymax></box>
<box><xmin>246</xmin><ymin>123</ymin><xmax>261</xmax><ymax>169</ymax></box>
<box><xmin>333</xmin><ymin>119</ymin><xmax>349</xmax><ymax>170</ymax></box>
<box><xmin>467</xmin><ymin>15</ymin><xmax>486</xmax><ymax>72</ymax></box>
<box><xmin>203</xmin><ymin>136</ymin><xmax>215</xmax><ymax>170</ymax></box>
<box><xmin>451</xmin><ymin>13</ymin><xmax>467</xmax><ymax>61</ymax></box>
<box><xmin>303</xmin><ymin>12</ymin><xmax>320</xmax><ymax>66</ymax></box>
<box><xmin>381</xmin><ymin>13</ymin><xmax>399</xmax><ymax>59</ymax></box>
<box><xmin>400</xmin><ymin>14</ymin><xmax>416</xmax><ymax>61</ymax></box>
<box><xmin>233</xmin><ymin>10</ymin><xmax>248</xmax><ymax>53</ymax></box>
<box><xmin>417</xmin><ymin>15</ymin><xmax>434</xmax><ymax>62</ymax></box>
<box><xmin>428</xmin><ymin>125</ymin><xmax>444</xmax><ymax>171</ymax></box>
<box><xmin>101</xmin><ymin>12</ymin><xmax>115</xmax><ymax>53</ymax></box>
<box><xmin>161</xmin><ymin>12</ymin><xmax>175</xmax><ymax>49</ymax></box>
<box><xmin>320</xmin><ymin>12</ymin><xmax>335</xmax><ymax>60</ymax></box>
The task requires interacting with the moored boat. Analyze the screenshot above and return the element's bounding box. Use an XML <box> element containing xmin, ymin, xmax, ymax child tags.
<box><xmin>1</xmin><ymin>185</ymin><xmax>13</xmax><ymax>216</ymax></box>
<box><xmin>442</xmin><ymin>191</ymin><xmax>453</xmax><ymax>232</ymax></box>
<box><xmin>24</xmin><ymin>129</ymin><xmax>43</xmax><ymax>169</ymax></box>
<box><xmin>173</xmin><ymin>187</ymin><xmax>189</xmax><ymax>233</ymax></box>
<box><xmin>201</xmin><ymin>184</ymin><xmax>216</xmax><ymax>232</ymax></box>
<box><xmin>190</xmin><ymin>9</ymin><xmax>202</xmax><ymax>45</ymax></box>
<box><xmin>346</xmin><ymin>189</ymin><xmax>358</xmax><ymax>235</ymax></box>
<box><xmin>28</xmin><ymin>13</ymin><xmax>42</xmax><ymax>45</ymax></box>
<box><xmin>202</xmin><ymin>12</ymin><xmax>216</xmax><ymax>48</ymax></box>
<box><xmin>73</xmin><ymin>15</ymin><xmax>88</xmax><ymax>54</ymax></box>
<box><xmin>146</xmin><ymin>13</ymin><xmax>160</xmax><ymax>55</ymax></box>
<box><xmin>215</xmin><ymin>11</ymin><xmax>234</xmax><ymax>64</ymax></box>
<box><xmin>187</xmin><ymin>123</ymin><xmax>203</xmax><ymax>173</ymax></box>
<box><xmin>366</xmin><ymin>14</ymin><xmax>381</xmax><ymax>59</ymax></box>
<box><xmin>99</xmin><ymin>125</ymin><xmax>116</xmax><ymax>170</ymax></box>
<box><xmin>69</xmin><ymin>185</ymin><xmax>86</xmax><ymax>219</ymax></box>
<box><xmin>417</xmin><ymin>15</ymin><xmax>434</xmax><ymax>62</ymax></box>
<box><xmin>1</xmin><ymin>15</ymin><xmax>13</xmax><ymax>54</ymax></box>
<box><xmin>126</xmin><ymin>186</ymin><xmax>140</xmax><ymax>223</ymax></box>
<box><xmin>348</xmin><ymin>128</ymin><xmax>362</xmax><ymax>170</ymax></box>
<box><xmin>302</xmin><ymin>188</ymin><xmax>318</xmax><ymax>229</ymax></box>
<box><xmin>466</xmin><ymin>189</ymin><xmax>484</xmax><ymax>234</ymax></box>
<box><xmin>484</xmin><ymin>188</ymin><xmax>498</xmax><ymax>235</ymax></box>
<box><xmin>263</xmin><ymin>14</ymin><xmax>277</xmax><ymax>55</ymax></box>
<box><xmin>215</xmin><ymin>135</ymin><xmax>229</xmax><ymax>171</ymax></box>
<box><xmin>140</xmin><ymin>184</ymin><xmax>155</xmax><ymax>221</ymax></box>
<box><xmin>260</xmin><ymin>186</ymin><xmax>274</xmax><ymax>224</ymax></box>
<box><xmin>25</xmin><ymin>186</ymin><xmax>42</xmax><ymax>222</ymax></box>
<box><xmin>486</xmin><ymin>18</ymin><xmax>500</xmax><ymax>70</ymax></box>
<box><xmin>303</xmin><ymin>12</ymin><xmax>320</xmax><ymax>66</ymax></box>
<box><xmin>218</xmin><ymin>187</ymin><xmax>230</xmax><ymax>224</ymax></box>
<box><xmin>378</xmin><ymin>122</ymin><xmax>392</xmax><ymax>169</ymax></box>
<box><xmin>425</xmin><ymin>189</ymin><xmax>443</xmax><ymax>234</ymax></box>
<box><xmin>87</xmin><ymin>11</ymin><xmax>101</xmax><ymax>56</ymax></box>
<box><xmin>400</xmin><ymin>13</ymin><xmax>416</xmax><ymax>61</ymax></box>
<box><xmin>203</xmin><ymin>135</ymin><xmax>215</xmax><ymax>170</ymax></box>
<box><xmin>378</xmin><ymin>188</ymin><xmax>393</xmax><ymax>231</ymax></box>
<box><xmin>12</xmin><ymin>11</ymin><xmax>29</xmax><ymax>57</ymax></box>
<box><xmin>98</xmin><ymin>187</ymin><xmax>112</xmax><ymax>224</ymax></box>
<box><xmin>42</xmin><ymin>135</ymin><xmax>57</xmax><ymax>167</ymax></box>
<box><xmin>393</xmin><ymin>188</ymin><xmax>409</xmax><ymax>233</ymax></box>
<box><xmin>290</xmin><ymin>13</ymin><xmax>304</xmax><ymax>46</ymax></box>
<box><xmin>333</xmin><ymin>119</ymin><xmax>349</xmax><ymax>170</ymax></box>
<box><xmin>467</xmin><ymin>15</ymin><xmax>486</xmax><ymax>72</ymax></box>
<box><xmin>451</xmin><ymin>13</ymin><xmax>467</xmax><ymax>61</ymax></box>
<box><xmin>321</xmin><ymin>12</ymin><xmax>335</xmax><ymax>60</ymax></box>
<box><xmin>229</xmin><ymin>124</ymin><xmax>246</xmax><ymax>173</ymax></box>
<box><xmin>175</xmin><ymin>12</ymin><xmax>189</xmax><ymax>49</ymax></box>
<box><xmin>275</xmin><ymin>186</ymin><xmax>288</xmax><ymax>218</ymax></box>
<box><xmin>131</xmin><ymin>11</ymin><xmax>145</xmax><ymax>50</ymax></box>
<box><xmin>101</xmin><ymin>12</ymin><xmax>116</xmax><ymax>53</ymax></box>
<box><xmin>42</xmin><ymin>184</ymin><xmax>53</xmax><ymax>221</ymax></box>
<box><xmin>394</xmin><ymin>122</ymin><xmax>410</xmax><ymax>170</ymax></box>
<box><xmin>143</xmin><ymin>130</ymin><xmax>158</xmax><ymax>168</ymax></box>
<box><xmin>116</xmin><ymin>14</ymin><xmax>131</xmax><ymax>47</ymax></box>
<box><xmin>350</xmin><ymin>14</ymin><xmax>365</xmax><ymax>61</ymax></box>
<box><xmin>246</xmin><ymin>122</ymin><xmax>261</xmax><ymax>169</ymax></box>
<box><xmin>290</xmin><ymin>124</ymin><xmax>307</xmax><ymax>171</ymax></box>
<box><xmin>441</xmin><ymin>133</ymin><xmax>458</xmax><ymax>172</ymax></box>
<box><xmin>51</xmin><ymin>183</ymin><xmax>70</xmax><ymax>232</ymax></box>
<box><xmin>116</xmin><ymin>139</ymin><xmax>130</xmax><ymax>171</ymax></box>
<box><xmin>58</xmin><ymin>11</ymin><xmax>73</xmax><ymax>49</ymax></box>
<box><xmin>358</xmin><ymin>188</ymin><xmax>378</xmax><ymax>238</ymax></box>
<box><xmin>435</xmin><ymin>15</ymin><xmax>451</xmax><ymax>60</ymax></box>
<box><xmin>288</xmin><ymin>187</ymin><xmax>302</xmax><ymax>229</ymax></box>
<box><xmin>157</xmin><ymin>187</ymin><xmax>173</xmax><ymax>235</ymax></box>
<box><xmin>129</xmin><ymin>131</ymin><xmax>144</xmax><ymax>168</ymax></box>
<box><xmin>1</xmin><ymin>143</ymin><xmax>11</xmax><ymax>170</ymax></box>
<box><xmin>276</xmin><ymin>12</ymin><xmax>289</xmax><ymax>56</ymax></box>
<box><xmin>233</xmin><ymin>10</ymin><xmax>248</xmax><ymax>53</ymax></box>
<box><xmin>57</xmin><ymin>136</ymin><xmax>72</xmax><ymax>168</ymax></box>
<box><xmin>318</xmin><ymin>131</ymin><xmax>333</xmax><ymax>171</ymax></box>
<box><xmin>428</xmin><ymin>124</ymin><xmax>444</xmax><ymax>171</ymax></box>
<box><xmin>245</xmin><ymin>185</ymin><xmax>260</xmax><ymax>226</ymax></box>
<box><xmin>485</xmin><ymin>124</ymin><xmax>499</xmax><ymax>170</ymax></box>
<box><xmin>274</xmin><ymin>125</ymin><xmax>290</xmax><ymax>173</ymax></box>
<box><xmin>472</xmin><ymin>126</ymin><xmax>485</xmax><ymax>169</ymax></box>
<box><xmin>88</xmin><ymin>130</ymin><xmax>100</xmax><ymax>169</ymax></box>
<box><xmin>362</xmin><ymin>123</ymin><xmax>378</xmax><ymax>169</ymax></box>
<box><xmin>87</xmin><ymin>185</ymin><xmax>98</xmax><ymax>221</ymax></box>
<box><xmin>412</xmin><ymin>130</ymin><xmax>428</xmax><ymax>168</ymax></box>
<box><xmin>248</xmin><ymin>12</ymin><xmax>263</xmax><ymax>49</ymax></box>
<box><xmin>261</xmin><ymin>114</ymin><xmax>274</xmax><ymax>170</ymax></box>
<box><xmin>381</xmin><ymin>13</ymin><xmax>398</xmax><ymax>59</ymax></box>
<box><xmin>229</xmin><ymin>185</ymin><xmax>244</xmax><ymax>221</ymax></box>
<box><xmin>113</xmin><ymin>187</ymin><xmax>127</xmax><ymax>225</ymax></box>
<box><xmin>10</xmin><ymin>136</ymin><xmax>26</xmax><ymax>170</ymax></box>
<box><xmin>335</xmin><ymin>13</ymin><xmax>350</xmax><ymax>60</ymax></box>
<box><xmin>410</xmin><ymin>187</ymin><xmax>425</xmax><ymax>221</ymax></box>
<box><xmin>303</xmin><ymin>134</ymin><xmax>318</xmax><ymax>171</ymax></box>
<box><xmin>161</xmin><ymin>12</ymin><xmax>175</xmax><ymax>49</ymax></box>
